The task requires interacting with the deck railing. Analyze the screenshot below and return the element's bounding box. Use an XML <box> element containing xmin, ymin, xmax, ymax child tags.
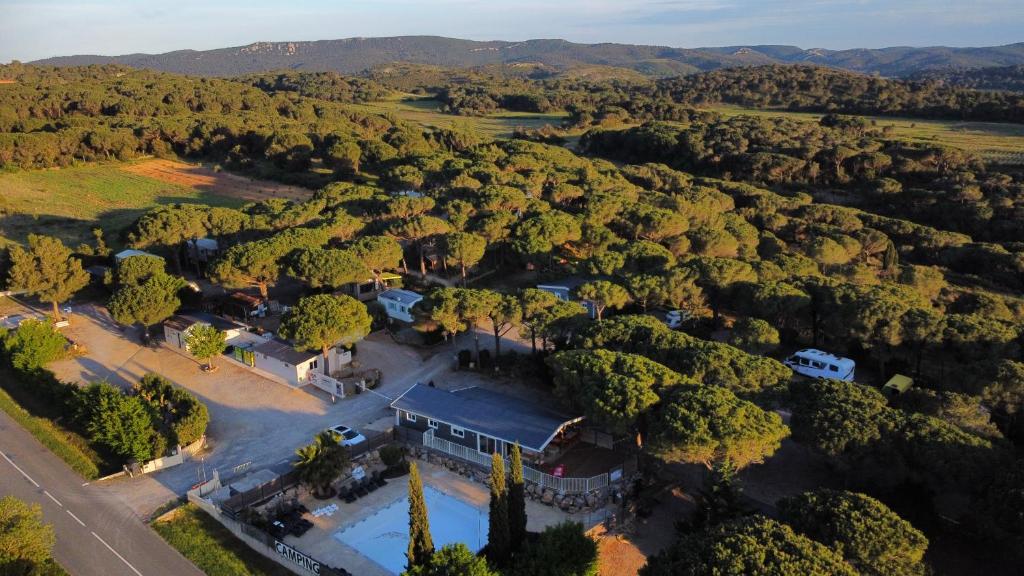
<box><xmin>421</xmin><ymin>429</ymin><xmax>609</xmax><ymax>494</ymax></box>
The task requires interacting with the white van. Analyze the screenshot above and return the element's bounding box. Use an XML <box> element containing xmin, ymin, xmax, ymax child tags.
<box><xmin>784</xmin><ymin>349</ymin><xmax>855</xmax><ymax>381</ymax></box>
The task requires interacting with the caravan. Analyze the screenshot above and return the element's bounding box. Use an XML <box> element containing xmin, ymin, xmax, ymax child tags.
<box><xmin>784</xmin><ymin>349</ymin><xmax>855</xmax><ymax>381</ymax></box>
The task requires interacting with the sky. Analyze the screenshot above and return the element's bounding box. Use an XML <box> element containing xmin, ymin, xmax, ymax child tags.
<box><xmin>1</xmin><ymin>0</ymin><xmax>1022</xmax><ymax>62</ymax></box>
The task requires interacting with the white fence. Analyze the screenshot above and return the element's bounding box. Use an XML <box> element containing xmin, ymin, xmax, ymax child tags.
<box><xmin>421</xmin><ymin>430</ymin><xmax>609</xmax><ymax>494</ymax></box>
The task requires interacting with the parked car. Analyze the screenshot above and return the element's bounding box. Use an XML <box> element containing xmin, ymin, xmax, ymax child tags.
<box><xmin>327</xmin><ymin>425</ymin><xmax>366</xmax><ymax>447</ymax></box>
<box><xmin>664</xmin><ymin>309</ymin><xmax>692</xmax><ymax>329</ymax></box>
<box><xmin>784</xmin><ymin>349</ymin><xmax>855</xmax><ymax>381</ymax></box>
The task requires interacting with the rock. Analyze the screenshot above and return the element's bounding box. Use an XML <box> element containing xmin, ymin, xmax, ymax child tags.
<box><xmin>541</xmin><ymin>490</ymin><xmax>554</xmax><ymax>505</ymax></box>
<box><xmin>585</xmin><ymin>493</ymin><xmax>597</xmax><ymax>508</ymax></box>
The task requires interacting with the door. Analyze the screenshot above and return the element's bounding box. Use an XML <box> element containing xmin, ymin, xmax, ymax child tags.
<box><xmin>478</xmin><ymin>435</ymin><xmax>499</xmax><ymax>456</ymax></box>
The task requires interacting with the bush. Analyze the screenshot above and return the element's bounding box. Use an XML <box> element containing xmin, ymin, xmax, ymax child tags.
<box><xmin>508</xmin><ymin>522</ymin><xmax>598</xmax><ymax>576</ymax></box>
<box><xmin>379</xmin><ymin>444</ymin><xmax>406</xmax><ymax>467</ymax></box>
<box><xmin>135</xmin><ymin>373</ymin><xmax>210</xmax><ymax>447</ymax></box>
<box><xmin>1</xmin><ymin>320</ymin><xmax>67</xmax><ymax>372</ymax></box>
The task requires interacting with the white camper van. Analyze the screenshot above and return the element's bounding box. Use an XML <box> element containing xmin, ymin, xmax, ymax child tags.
<box><xmin>784</xmin><ymin>349</ymin><xmax>855</xmax><ymax>381</ymax></box>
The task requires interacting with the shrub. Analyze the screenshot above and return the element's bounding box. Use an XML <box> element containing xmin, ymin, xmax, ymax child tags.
<box><xmin>1</xmin><ymin>320</ymin><xmax>67</xmax><ymax>372</ymax></box>
<box><xmin>508</xmin><ymin>522</ymin><xmax>598</xmax><ymax>576</ymax></box>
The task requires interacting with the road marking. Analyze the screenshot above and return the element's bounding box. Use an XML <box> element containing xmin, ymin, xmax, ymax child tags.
<box><xmin>92</xmin><ymin>531</ymin><xmax>144</xmax><ymax>576</ymax></box>
<box><xmin>0</xmin><ymin>450</ymin><xmax>40</xmax><ymax>487</ymax></box>
<box><xmin>43</xmin><ymin>490</ymin><xmax>63</xmax><ymax>507</ymax></box>
<box><xmin>81</xmin><ymin>482</ymin><xmax>90</xmax><ymax>486</ymax></box>
<box><xmin>66</xmin><ymin>510</ymin><xmax>86</xmax><ymax>527</ymax></box>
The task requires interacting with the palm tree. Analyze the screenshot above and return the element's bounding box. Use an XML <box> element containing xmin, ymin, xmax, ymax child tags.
<box><xmin>294</xmin><ymin>431</ymin><xmax>349</xmax><ymax>498</ymax></box>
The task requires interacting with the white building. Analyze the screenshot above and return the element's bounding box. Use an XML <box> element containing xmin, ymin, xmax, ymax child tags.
<box><xmin>377</xmin><ymin>289</ymin><xmax>423</xmax><ymax>323</ymax></box>
<box><xmin>113</xmin><ymin>249</ymin><xmax>162</xmax><ymax>265</ymax></box>
<box><xmin>243</xmin><ymin>338</ymin><xmax>352</xmax><ymax>388</ymax></box>
<box><xmin>163</xmin><ymin>312</ymin><xmax>247</xmax><ymax>350</ymax></box>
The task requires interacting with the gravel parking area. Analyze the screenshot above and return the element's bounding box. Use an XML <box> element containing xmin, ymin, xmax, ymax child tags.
<box><xmin>45</xmin><ymin>304</ymin><xmax>456</xmax><ymax>516</ymax></box>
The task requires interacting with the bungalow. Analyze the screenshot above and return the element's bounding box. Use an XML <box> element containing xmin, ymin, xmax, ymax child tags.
<box><xmin>163</xmin><ymin>312</ymin><xmax>247</xmax><ymax>350</ymax></box>
<box><xmin>233</xmin><ymin>338</ymin><xmax>352</xmax><ymax>388</ymax></box>
<box><xmin>222</xmin><ymin>292</ymin><xmax>267</xmax><ymax>321</ymax></box>
<box><xmin>377</xmin><ymin>289</ymin><xmax>423</xmax><ymax>323</ymax></box>
<box><xmin>338</xmin><ymin>273</ymin><xmax>402</xmax><ymax>302</ymax></box>
<box><xmin>391</xmin><ymin>383</ymin><xmax>583</xmax><ymax>462</ymax></box>
<box><xmin>186</xmin><ymin>238</ymin><xmax>220</xmax><ymax>266</ymax></box>
<box><xmin>536</xmin><ymin>277</ymin><xmax>597</xmax><ymax>319</ymax></box>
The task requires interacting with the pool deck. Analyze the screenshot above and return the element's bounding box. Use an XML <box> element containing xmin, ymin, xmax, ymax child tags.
<box><xmin>284</xmin><ymin>460</ymin><xmax>601</xmax><ymax>575</ymax></box>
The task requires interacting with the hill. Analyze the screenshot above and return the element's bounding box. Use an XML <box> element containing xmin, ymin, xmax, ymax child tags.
<box><xmin>908</xmin><ymin>65</ymin><xmax>1024</xmax><ymax>92</ymax></box>
<box><xmin>28</xmin><ymin>36</ymin><xmax>1024</xmax><ymax>78</ymax></box>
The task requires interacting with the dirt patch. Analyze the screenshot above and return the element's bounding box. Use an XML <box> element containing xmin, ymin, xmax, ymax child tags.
<box><xmin>120</xmin><ymin>159</ymin><xmax>313</xmax><ymax>202</ymax></box>
<box><xmin>593</xmin><ymin>524</ymin><xmax>649</xmax><ymax>576</ymax></box>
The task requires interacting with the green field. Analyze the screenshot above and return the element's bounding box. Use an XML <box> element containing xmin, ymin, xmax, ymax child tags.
<box><xmin>709</xmin><ymin>105</ymin><xmax>1024</xmax><ymax>165</ymax></box>
<box><xmin>0</xmin><ymin>163</ymin><xmax>245</xmax><ymax>248</ymax></box>
<box><xmin>345</xmin><ymin>94</ymin><xmax>570</xmax><ymax>139</ymax></box>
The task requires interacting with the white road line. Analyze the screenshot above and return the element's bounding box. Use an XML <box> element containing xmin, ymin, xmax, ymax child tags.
<box><xmin>43</xmin><ymin>490</ymin><xmax>63</xmax><ymax>507</ymax></box>
<box><xmin>66</xmin><ymin>509</ymin><xmax>86</xmax><ymax>527</ymax></box>
<box><xmin>0</xmin><ymin>450</ymin><xmax>40</xmax><ymax>487</ymax></box>
<box><xmin>91</xmin><ymin>531</ymin><xmax>144</xmax><ymax>576</ymax></box>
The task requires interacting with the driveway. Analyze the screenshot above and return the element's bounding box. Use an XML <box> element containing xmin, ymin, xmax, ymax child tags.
<box><xmin>47</xmin><ymin>304</ymin><xmax>456</xmax><ymax>517</ymax></box>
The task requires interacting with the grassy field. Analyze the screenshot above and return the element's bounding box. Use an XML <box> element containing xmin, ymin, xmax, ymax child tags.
<box><xmin>0</xmin><ymin>163</ymin><xmax>246</xmax><ymax>248</ymax></box>
<box><xmin>709</xmin><ymin>105</ymin><xmax>1024</xmax><ymax>165</ymax></box>
<box><xmin>345</xmin><ymin>94</ymin><xmax>570</xmax><ymax>139</ymax></box>
<box><xmin>153</xmin><ymin>504</ymin><xmax>293</xmax><ymax>576</ymax></box>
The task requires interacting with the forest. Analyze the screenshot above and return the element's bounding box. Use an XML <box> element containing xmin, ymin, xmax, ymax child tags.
<box><xmin>2</xmin><ymin>61</ymin><xmax>1024</xmax><ymax>575</ymax></box>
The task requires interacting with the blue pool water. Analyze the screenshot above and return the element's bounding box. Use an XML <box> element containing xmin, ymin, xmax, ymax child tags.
<box><xmin>335</xmin><ymin>486</ymin><xmax>488</xmax><ymax>575</ymax></box>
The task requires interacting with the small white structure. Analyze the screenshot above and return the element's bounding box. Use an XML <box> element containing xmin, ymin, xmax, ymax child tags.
<box><xmin>537</xmin><ymin>278</ymin><xmax>597</xmax><ymax>319</ymax></box>
<box><xmin>114</xmin><ymin>249</ymin><xmax>162</xmax><ymax>265</ymax></box>
<box><xmin>249</xmin><ymin>339</ymin><xmax>352</xmax><ymax>388</ymax></box>
<box><xmin>784</xmin><ymin>349</ymin><xmax>855</xmax><ymax>381</ymax></box>
<box><xmin>186</xmin><ymin>238</ymin><xmax>220</xmax><ymax>264</ymax></box>
<box><xmin>163</xmin><ymin>312</ymin><xmax>247</xmax><ymax>350</ymax></box>
<box><xmin>378</xmin><ymin>289</ymin><xmax>422</xmax><ymax>323</ymax></box>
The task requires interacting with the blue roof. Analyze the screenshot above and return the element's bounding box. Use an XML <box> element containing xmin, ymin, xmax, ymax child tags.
<box><xmin>391</xmin><ymin>384</ymin><xmax>581</xmax><ymax>452</ymax></box>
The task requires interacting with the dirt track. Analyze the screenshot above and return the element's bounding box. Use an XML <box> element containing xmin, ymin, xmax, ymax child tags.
<box><xmin>120</xmin><ymin>159</ymin><xmax>313</xmax><ymax>202</ymax></box>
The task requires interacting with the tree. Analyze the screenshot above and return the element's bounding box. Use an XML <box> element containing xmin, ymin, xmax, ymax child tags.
<box><xmin>278</xmin><ymin>294</ymin><xmax>371</xmax><ymax>375</ymax></box>
<box><xmin>0</xmin><ymin>496</ymin><xmax>57</xmax><ymax>576</ymax></box>
<box><xmin>486</xmin><ymin>293</ymin><xmax>522</xmax><ymax>359</ymax></box>
<box><xmin>727</xmin><ymin>317</ymin><xmax>780</xmax><ymax>355</ymax></box>
<box><xmin>508</xmin><ymin>522</ymin><xmax>598</xmax><ymax>576</ymax></box>
<box><xmin>7</xmin><ymin>234</ymin><xmax>89</xmax><ymax>322</ymax></box>
<box><xmin>80</xmin><ymin>382</ymin><xmax>157</xmax><ymax>463</ymax></box>
<box><xmin>519</xmin><ymin>288</ymin><xmax>560</xmax><ymax>354</ymax></box>
<box><xmin>350</xmin><ymin>235</ymin><xmax>403</xmax><ymax>286</ymax></box>
<box><xmin>788</xmin><ymin>379</ymin><xmax>890</xmax><ymax>458</ymax></box>
<box><xmin>511</xmin><ymin>211</ymin><xmax>581</xmax><ymax>267</ymax></box>
<box><xmin>294</xmin><ymin>431</ymin><xmax>349</xmax><ymax>498</ymax></box>
<box><xmin>185</xmin><ymin>323</ymin><xmax>226</xmax><ymax>370</ymax></box>
<box><xmin>575</xmin><ymin>280</ymin><xmax>629</xmax><ymax>321</ymax></box>
<box><xmin>210</xmin><ymin>227</ymin><xmax>331</xmax><ymax>298</ymax></box>
<box><xmin>625</xmin><ymin>273</ymin><xmax>664</xmax><ymax>312</ymax></box>
<box><xmin>689</xmin><ymin>459</ymin><xmax>749</xmax><ymax>530</ymax></box>
<box><xmin>649</xmin><ymin>385</ymin><xmax>789</xmax><ymax>469</ymax></box>
<box><xmin>662</xmin><ymin>267</ymin><xmax>706</xmax><ymax>315</ymax></box>
<box><xmin>390</xmin><ymin>215</ymin><xmax>450</xmax><ymax>277</ymax></box>
<box><xmin>406</xmin><ymin>462</ymin><xmax>434</xmax><ymax>571</ymax></box>
<box><xmin>1</xmin><ymin>319</ymin><xmax>67</xmax><ymax>372</ymax></box>
<box><xmin>778</xmin><ymin>489</ymin><xmax>928</xmax><ymax>576</ymax></box>
<box><xmin>640</xmin><ymin>516</ymin><xmax>857</xmax><ymax>576</ymax></box>
<box><xmin>487</xmin><ymin>452</ymin><xmax>511</xmax><ymax>566</ymax></box>
<box><xmin>444</xmin><ymin>232</ymin><xmax>487</xmax><ymax>286</ymax></box>
<box><xmin>404</xmin><ymin>543</ymin><xmax>495</xmax><ymax>576</ymax></box>
<box><xmin>547</xmin><ymin>349</ymin><xmax>683</xmax><ymax>436</ymax></box>
<box><xmin>112</xmin><ymin>254</ymin><xmax>166</xmax><ymax>287</ymax></box>
<box><xmin>108</xmin><ymin>273</ymin><xmax>185</xmax><ymax>340</ymax></box>
<box><xmin>288</xmin><ymin>248</ymin><xmax>370</xmax><ymax>289</ymax></box>
<box><xmin>508</xmin><ymin>443</ymin><xmax>527</xmax><ymax>553</ymax></box>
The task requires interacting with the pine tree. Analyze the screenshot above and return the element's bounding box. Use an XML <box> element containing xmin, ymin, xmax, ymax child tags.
<box><xmin>689</xmin><ymin>458</ymin><xmax>748</xmax><ymax>531</ymax></box>
<box><xmin>487</xmin><ymin>452</ymin><xmax>511</xmax><ymax>565</ymax></box>
<box><xmin>507</xmin><ymin>443</ymin><xmax>528</xmax><ymax>553</ymax></box>
<box><xmin>882</xmin><ymin>241</ymin><xmax>899</xmax><ymax>276</ymax></box>
<box><xmin>407</xmin><ymin>462</ymin><xmax>434</xmax><ymax>571</ymax></box>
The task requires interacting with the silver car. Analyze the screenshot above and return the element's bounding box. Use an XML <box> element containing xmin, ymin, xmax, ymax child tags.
<box><xmin>327</xmin><ymin>425</ymin><xmax>366</xmax><ymax>447</ymax></box>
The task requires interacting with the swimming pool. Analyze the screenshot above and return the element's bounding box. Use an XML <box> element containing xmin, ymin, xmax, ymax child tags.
<box><xmin>335</xmin><ymin>486</ymin><xmax>489</xmax><ymax>575</ymax></box>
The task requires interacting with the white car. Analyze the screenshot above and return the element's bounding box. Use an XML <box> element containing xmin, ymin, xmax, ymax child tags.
<box><xmin>664</xmin><ymin>310</ymin><xmax>692</xmax><ymax>329</ymax></box>
<box><xmin>327</xmin><ymin>425</ymin><xmax>366</xmax><ymax>447</ymax></box>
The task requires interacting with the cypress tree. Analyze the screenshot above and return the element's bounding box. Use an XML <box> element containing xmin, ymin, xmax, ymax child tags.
<box><xmin>487</xmin><ymin>452</ymin><xmax>511</xmax><ymax>565</ymax></box>
<box><xmin>407</xmin><ymin>462</ymin><xmax>434</xmax><ymax>570</ymax></box>
<box><xmin>507</xmin><ymin>443</ymin><xmax>528</xmax><ymax>553</ymax></box>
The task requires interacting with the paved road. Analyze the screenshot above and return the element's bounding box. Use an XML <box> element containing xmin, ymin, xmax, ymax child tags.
<box><xmin>0</xmin><ymin>410</ymin><xmax>204</xmax><ymax>576</ymax></box>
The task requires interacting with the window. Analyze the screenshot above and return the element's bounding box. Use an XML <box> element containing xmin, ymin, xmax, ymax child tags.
<box><xmin>428</xmin><ymin>419</ymin><xmax>439</xmax><ymax>429</ymax></box>
<box><xmin>406</xmin><ymin>412</ymin><xmax>417</xmax><ymax>423</ymax></box>
<box><xmin>450</xmin><ymin>426</ymin><xmax>465</xmax><ymax>438</ymax></box>
<box><xmin>829</xmin><ymin>365</ymin><xmax>839</xmax><ymax>372</ymax></box>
